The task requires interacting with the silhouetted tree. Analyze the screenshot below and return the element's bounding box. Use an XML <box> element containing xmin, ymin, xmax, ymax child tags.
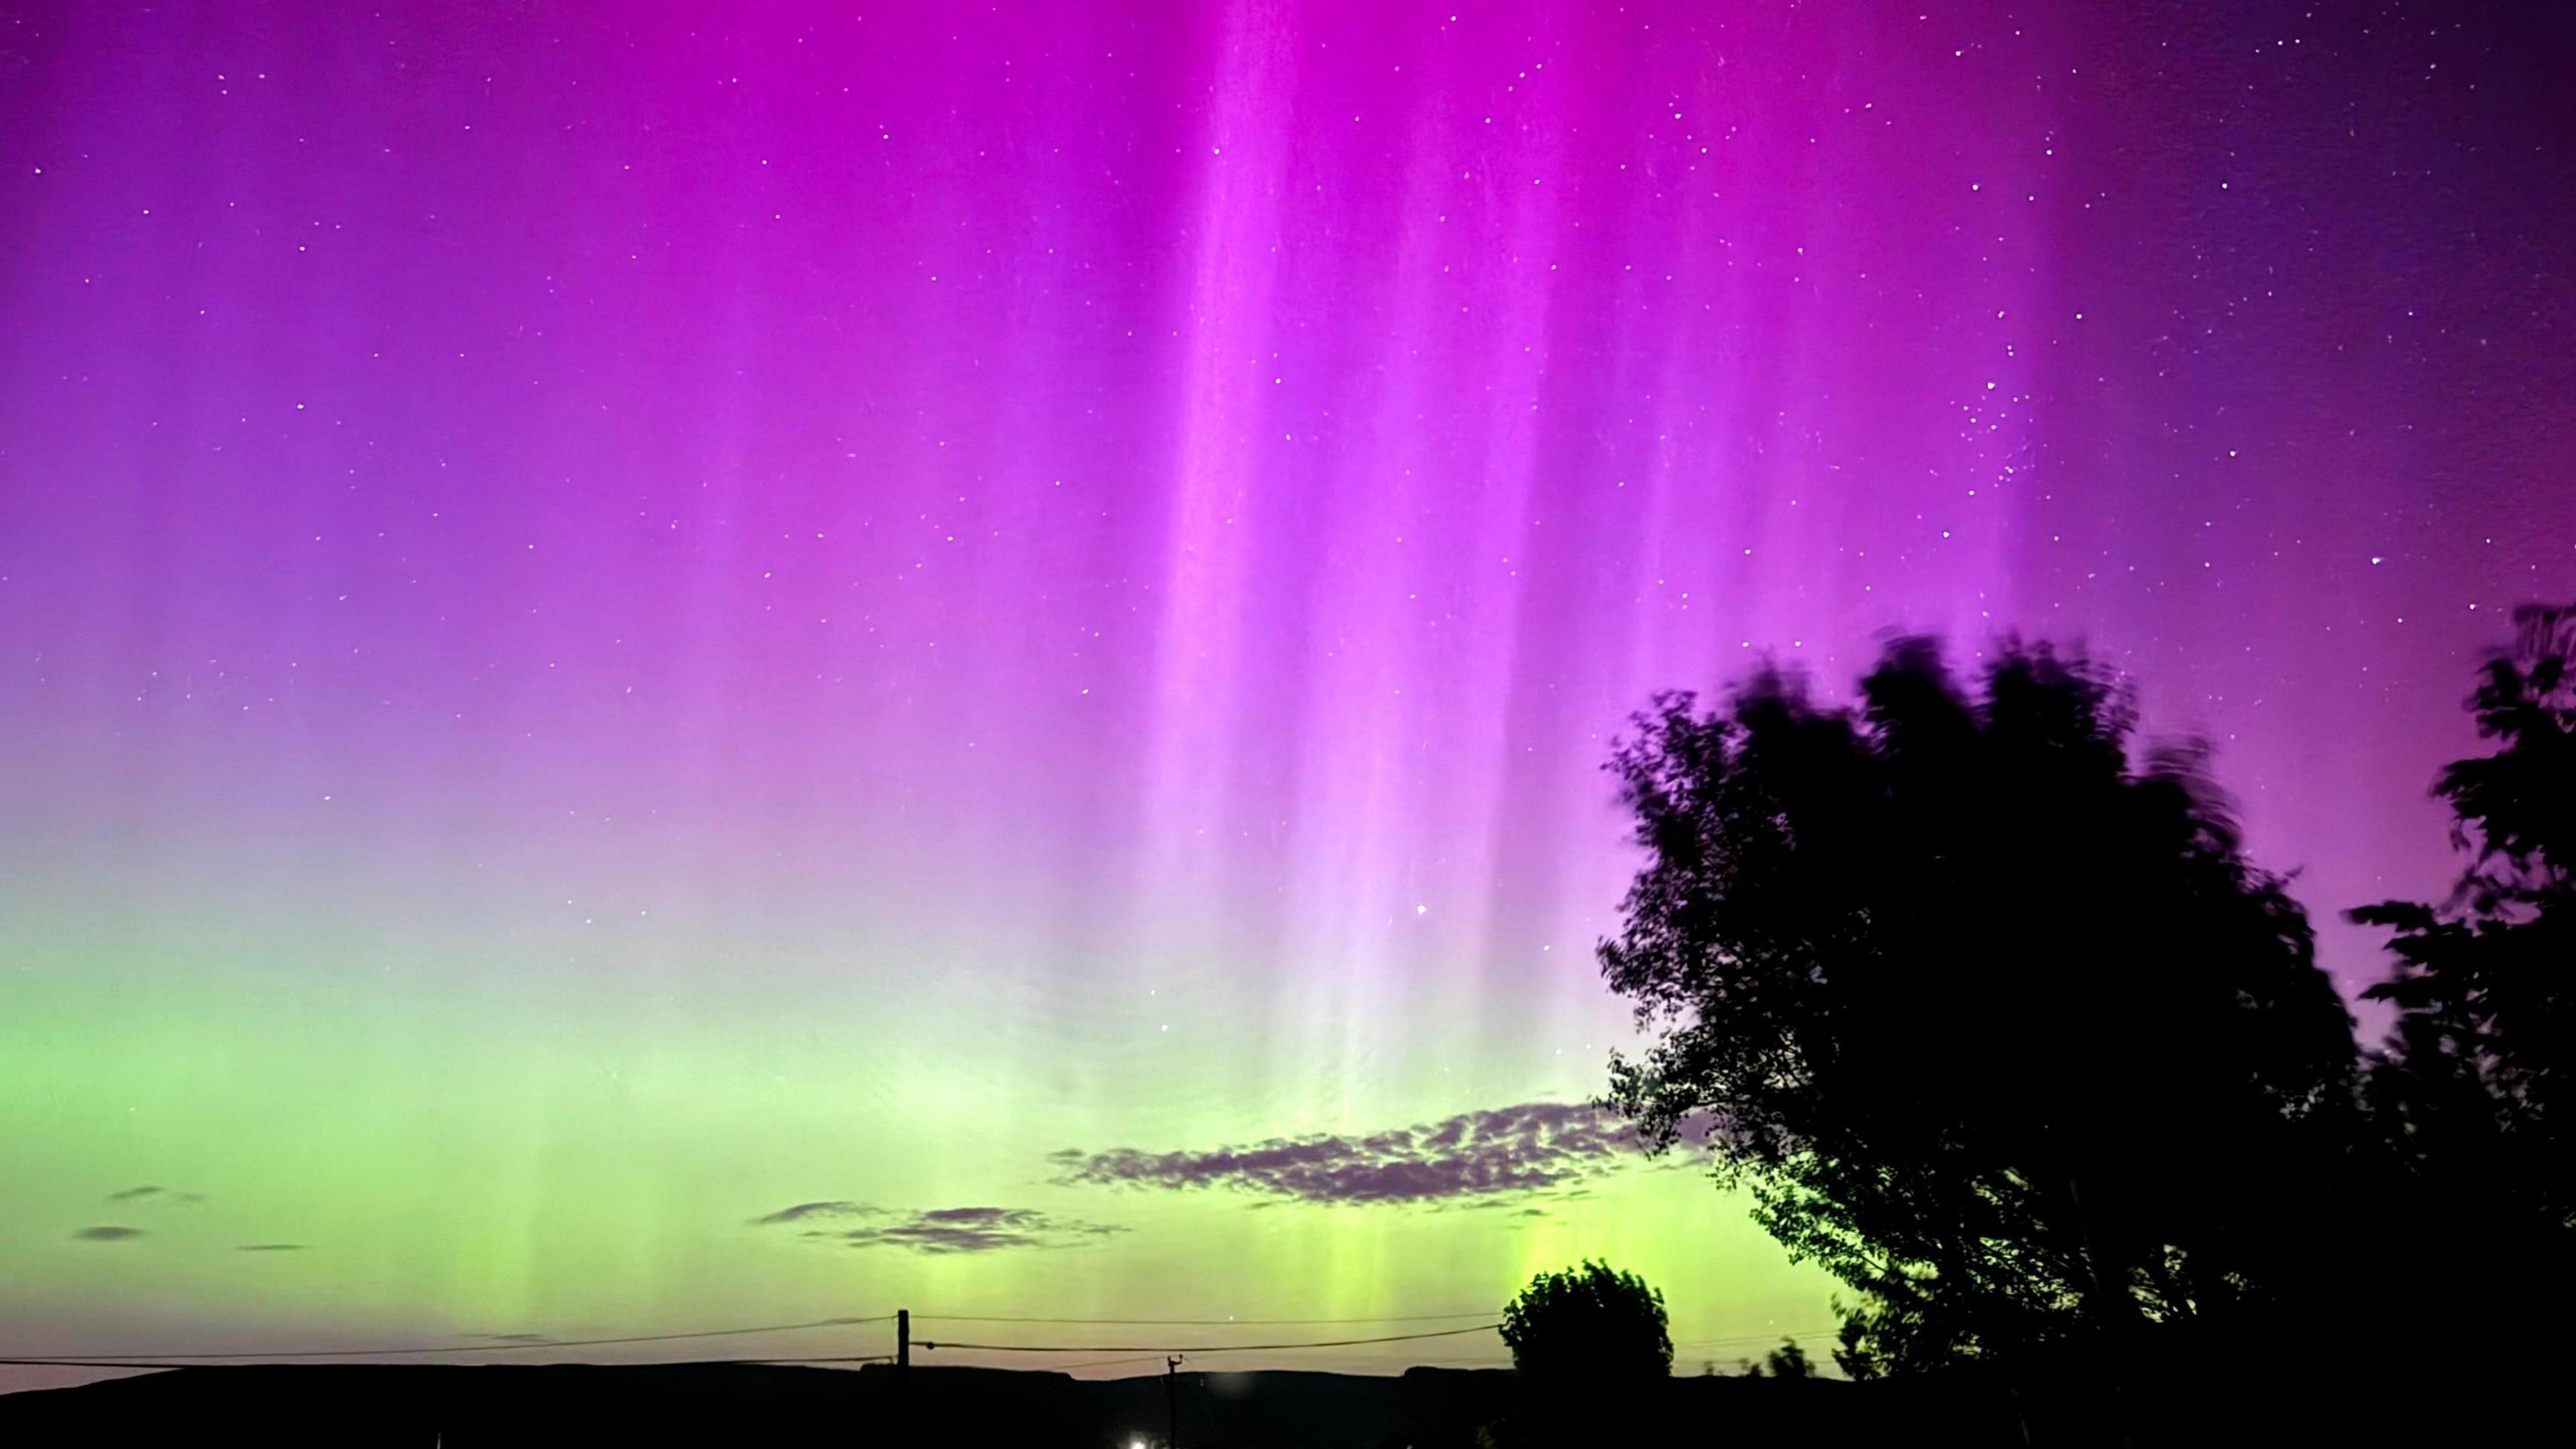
<box><xmin>1763</xmin><ymin>1339</ymin><xmax>1814</xmax><ymax>1379</ymax></box>
<box><xmin>2351</xmin><ymin>602</ymin><xmax>2575</xmax><ymax>1253</ymax></box>
<box><xmin>1831</xmin><ymin>1307</ymin><xmax>1880</xmax><ymax>1381</ymax></box>
<box><xmin>1598</xmin><ymin>638</ymin><xmax>2361</xmax><ymax>1378</ymax></box>
<box><xmin>1498</xmin><ymin>1260</ymin><xmax>1672</xmax><ymax>1394</ymax></box>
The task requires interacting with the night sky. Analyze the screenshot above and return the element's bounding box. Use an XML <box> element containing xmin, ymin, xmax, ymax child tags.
<box><xmin>3</xmin><ymin>0</ymin><xmax>2571</xmax><ymax>1385</ymax></box>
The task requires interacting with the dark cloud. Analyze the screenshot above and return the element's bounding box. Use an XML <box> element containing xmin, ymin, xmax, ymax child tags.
<box><xmin>106</xmin><ymin>1185</ymin><xmax>162</xmax><ymax>1201</ymax></box>
<box><xmin>1053</xmin><ymin>1101</ymin><xmax>1704</xmax><ymax>1206</ymax></box>
<box><xmin>74</xmin><ymin>1226</ymin><xmax>145</xmax><ymax>1241</ymax></box>
<box><xmin>751</xmin><ymin>1199</ymin><xmax>883</xmax><ymax>1226</ymax></box>
<box><xmin>837</xmin><ymin>1206</ymin><xmax>1126</xmax><ymax>1255</ymax></box>
<box><xmin>236</xmin><ymin>1243</ymin><xmax>306</xmax><ymax>1252</ymax></box>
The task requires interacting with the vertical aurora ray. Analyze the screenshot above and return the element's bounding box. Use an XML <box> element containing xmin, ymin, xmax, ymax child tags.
<box><xmin>2</xmin><ymin>0</ymin><xmax>2570</xmax><ymax>1387</ymax></box>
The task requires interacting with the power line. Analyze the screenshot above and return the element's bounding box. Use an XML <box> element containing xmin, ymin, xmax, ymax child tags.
<box><xmin>916</xmin><ymin>1324</ymin><xmax>1502</xmax><ymax>1355</ymax></box>
<box><xmin>21</xmin><ymin>1311</ymin><xmax>1830</xmax><ymax>1371</ymax></box>
<box><xmin>4</xmin><ymin>1315</ymin><xmax>899</xmax><ymax>1364</ymax></box>
<box><xmin>1</xmin><ymin>1319</ymin><xmax>1503</xmax><ymax>1372</ymax></box>
<box><xmin>1046</xmin><ymin>1354</ymin><xmax>1178</xmax><ymax>1373</ymax></box>
<box><xmin>0</xmin><ymin>1359</ymin><xmax>197</xmax><ymax>1371</ymax></box>
<box><xmin>914</xmin><ymin>1311</ymin><xmax>1495</xmax><ymax>1326</ymax></box>
<box><xmin>1673</xmin><ymin>1326</ymin><xmax>1841</xmax><ymax>1348</ymax></box>
<box><xmin>0</xmin><ymin>1352</ymin><xmax>900</xmax><ymax>1371</ymax></box>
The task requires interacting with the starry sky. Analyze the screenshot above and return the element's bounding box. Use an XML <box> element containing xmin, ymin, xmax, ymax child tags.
<box><xmin>3</xmin><ymin>0</ymin><xmax>2571</xmax><ymax>1389</ymax></box>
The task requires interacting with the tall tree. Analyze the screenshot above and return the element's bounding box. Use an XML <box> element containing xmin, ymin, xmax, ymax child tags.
<box><xmin>1598</xmin><ymin>639</ymin><xmax>2359</xmax><ymax>1373</ymax></box>
<box><xmin>2353</xmin><ymin>602</ymin><xmax>2575</xmax><ymax>1236</ymax></box>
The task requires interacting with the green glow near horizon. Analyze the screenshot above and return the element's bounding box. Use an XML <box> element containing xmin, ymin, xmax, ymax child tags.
<box><xmin>1</xmin><ymin>910</ymin><xmax>1835</xmax><ymax>1375</ymax></box>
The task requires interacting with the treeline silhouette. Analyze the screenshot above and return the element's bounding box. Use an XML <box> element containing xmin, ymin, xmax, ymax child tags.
<box><xmin>1597</xmin><ymin>604</ymin><xmax>2575</xmax><ymax>1445</ymax></box>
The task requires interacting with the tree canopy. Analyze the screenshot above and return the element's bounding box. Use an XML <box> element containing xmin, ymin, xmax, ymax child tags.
<box><xmin>1597</xmin><ymin>637</ymin><xmax>2359</xmax><ymax>1371</ymax></box>
<box><xmin>2355</xmin><ymin>602</ymin><xmax>2575</xmax><ymax>1238</ymax></box>
<box><xmin>1762</xmin><ymin>1339</ymin><xmax>1814</xmax><ymax>1379</ymax></box>
<box><xmin>1497</xmin><ymin>1260</ymin><xmax>1672</xmax><ymax>1394</ymax></box>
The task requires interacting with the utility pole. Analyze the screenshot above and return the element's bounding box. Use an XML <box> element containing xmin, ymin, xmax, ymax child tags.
<box><xmin>1163</xmin><ymin>1353</ymin><xmax>1183</xmax><ymax>1449</ymax></box>
<box><xmin>896</xmin><ymin>1309</ymin><xmax>912</xmax><ymax>1438</ymax></box>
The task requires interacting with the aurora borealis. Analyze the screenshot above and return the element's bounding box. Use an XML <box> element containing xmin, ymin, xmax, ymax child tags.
<box><xmin>3</xmin><ymin>0</ymin><xmax>2571</xmax><ymax>1389</ymax></box>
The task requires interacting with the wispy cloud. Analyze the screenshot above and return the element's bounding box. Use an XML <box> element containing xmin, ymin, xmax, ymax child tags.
<box><xmin>750</xmin><ymin>1200</ymin><xmax>883</xmax><ymax>1226</ymax></box>
<box><xmin>835</xmin><ymin>1206</ymin><xmax>1126</xmax><ymax>1255</ymax></box>
<box><xmin>1053</xmin><ymin>1101</ymin><xmax>1699</xmax><ymax>1206</ymax></box>
<box><xmin>74</xmin><ymin>1226</ymin><xmax>145</xmax><ymax>1241</ymax></box>
<box><xmin>104</xmin><ymin>1185</ymin><xmax>205</xmax><ymax>1207</ymax></box>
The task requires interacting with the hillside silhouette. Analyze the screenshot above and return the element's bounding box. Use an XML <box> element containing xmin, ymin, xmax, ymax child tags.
<box><xmin>0</xmin><ymin>1361</ymin><xmax>2014</xmax><ymax>1448</ymax></box>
